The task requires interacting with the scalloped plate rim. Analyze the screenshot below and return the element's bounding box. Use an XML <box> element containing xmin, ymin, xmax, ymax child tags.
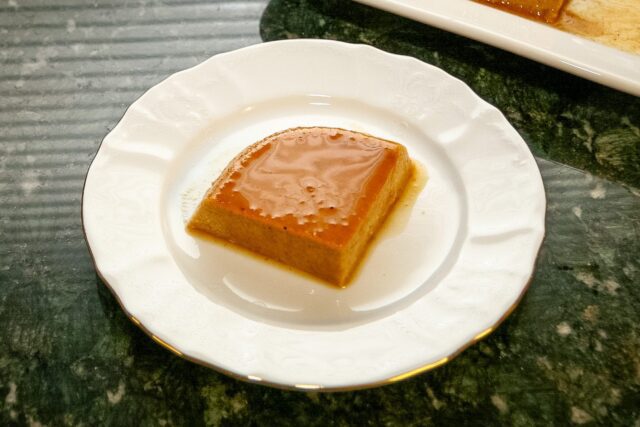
<box><xmin>81</xmin><ymin>39</ymin><xmax>546</xmax><ymax>390</ymax></box>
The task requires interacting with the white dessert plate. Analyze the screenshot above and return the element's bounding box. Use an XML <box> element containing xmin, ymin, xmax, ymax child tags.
<box><xmin>355</xmin><ymin>0</ymin><xmax>640</xmax><ymax>96</ymax></box>
<box><xmin>82</xmin><ymin>39</ymin><xmax>546</xmax><ymax>390</ymax></box>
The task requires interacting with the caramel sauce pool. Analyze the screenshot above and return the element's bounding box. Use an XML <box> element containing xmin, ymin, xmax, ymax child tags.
<box><xmin>189</xmin><ymin>161</ymin><xmax>427</xmax><ymax>288</ymax></box>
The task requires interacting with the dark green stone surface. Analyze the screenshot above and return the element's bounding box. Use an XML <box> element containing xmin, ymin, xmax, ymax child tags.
<box><xmin>1</xmin><ymin>0</ymin><xmax>639</xmax><ymax>426</ymax></box>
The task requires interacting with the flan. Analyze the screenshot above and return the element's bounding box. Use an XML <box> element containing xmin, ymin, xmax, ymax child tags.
<box><xmin>475</xmin><ymin>0</ymin><xmax>567</xmax><ymax>23</ymax></box>
<box><xmin>187</xmin><ymin>127</ymin><xmax>413</xmax><ymax>286</ymax></box>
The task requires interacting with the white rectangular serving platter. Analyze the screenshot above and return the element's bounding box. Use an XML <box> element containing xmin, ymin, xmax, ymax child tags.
<box><xmin>355</xmin><ymin>0</ymin><xmax>640</xmax><ymax>96</ymax></box>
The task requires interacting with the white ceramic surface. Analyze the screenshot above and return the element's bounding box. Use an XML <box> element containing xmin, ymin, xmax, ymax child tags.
<box><xmin>355</xmin><ymin>0</ymin><xmax>640</xmax><ymax>96</ymax></box>
<box><xmin>82</xmin><ymin>40</ymin><xmax>546</xmax><ymax>390</ymax></box>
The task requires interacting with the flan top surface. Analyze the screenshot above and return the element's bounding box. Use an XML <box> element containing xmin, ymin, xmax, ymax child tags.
<box><xmin>207</xmin><ymin>127</ymin><xmax>405</xmax><ymax>246</ymax></box>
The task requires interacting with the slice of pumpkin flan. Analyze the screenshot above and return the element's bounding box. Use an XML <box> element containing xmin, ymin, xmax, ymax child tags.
<box><xmin>187</xmin><ymin>127</ymin><xmax>413</xmax><ymax>286</ymax></box>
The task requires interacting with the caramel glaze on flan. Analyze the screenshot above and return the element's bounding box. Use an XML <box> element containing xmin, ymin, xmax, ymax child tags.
<box><xmin>187</xmin><ymin>127</ymin><xmax>413</xmax><ymax>286</ymax></box>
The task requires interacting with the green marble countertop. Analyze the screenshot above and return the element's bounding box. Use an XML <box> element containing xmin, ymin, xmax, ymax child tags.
<box><xmin>1</xmin><ymin>0</ymin><xmax>639</xmax><ymax>425</ymax></box>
